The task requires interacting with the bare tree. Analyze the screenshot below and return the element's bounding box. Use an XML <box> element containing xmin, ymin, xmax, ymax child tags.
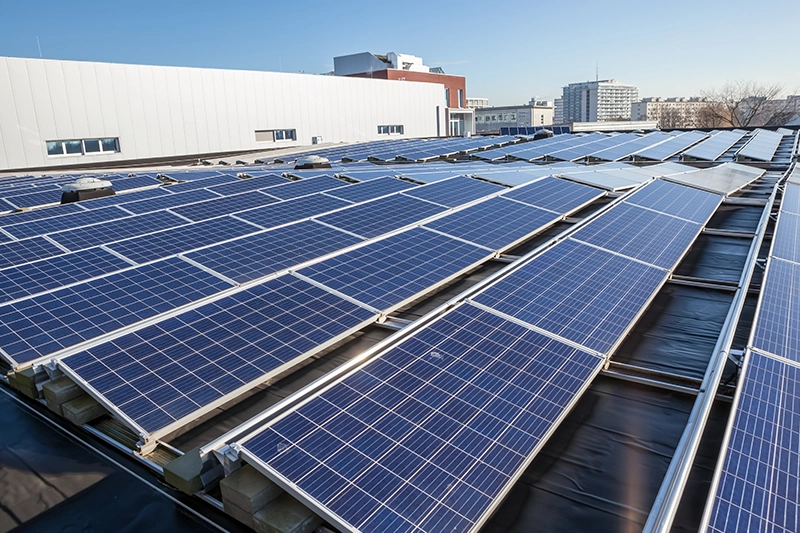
<box><xmin>658</xmin><ymin>107</ymin><xmax>684</xmax><ymax>129</ymax></box>
<box><xmin>700</xmin><ymin>80</ymin><xmax>793</xmax><ymax>127</ymax></box>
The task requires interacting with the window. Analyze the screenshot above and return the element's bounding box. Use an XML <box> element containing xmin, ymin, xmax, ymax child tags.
<box><xmin>457</xmin><ymin>89</ymin><xmax>464</xmax><ymax>108</ymax></box>
<box><xmin>46</xmin><ymin>137</ymin><xmax>120</xmax><ymax>157</ymax></box>
<box><xmin>254</xmin><ymin>129</ymin><xmax>297</xmax><ymax>142</ymax></box>
<box><xmin>378</xmin><ymin>125</ymin><xmax>404</xmax><ymax>135</ymax></box>
<box><xmin>445</xmin><ymin>88</ymin><xmax>450</xmax><ymax>106</ymax></box>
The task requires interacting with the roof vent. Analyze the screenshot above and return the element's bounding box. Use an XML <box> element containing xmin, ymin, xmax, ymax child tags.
<box><xmin>61</xmin><ymin>177</ymin><xmax>115</xmax><ymax>204</ymax></box>
<box><xmin>295</xmin><ymin>155</ymin><xmax>332</xmax><ymax>170</ymax></box>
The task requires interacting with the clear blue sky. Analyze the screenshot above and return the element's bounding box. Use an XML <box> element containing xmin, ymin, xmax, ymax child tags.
<box><xmin>2</xmin><ymin>0</ymin><xmax>799</xmax><ymax>106</ymax></box>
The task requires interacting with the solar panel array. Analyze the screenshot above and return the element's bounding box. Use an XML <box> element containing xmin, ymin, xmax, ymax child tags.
<box><xmin>233</xmin><ymin>178</ymin><xmax>722</xmax><ymax>533</ymax></box>
<box><xmin>682</xmin><ymin>130</ymin><xmax>747</xmax><ymax>161</ymax></box>
<box><xmin>705</xmin><ymin>180</ymin><xmax>800</xmax><ymax>533</ymax></box>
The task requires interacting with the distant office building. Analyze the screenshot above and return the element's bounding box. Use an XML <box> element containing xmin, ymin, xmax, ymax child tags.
<box><xmin>466</xmin><ymin>97</ymin><xmax>489</xmax><ymax>109</ymax></box>
<box><xmin>334</xmin><ymin>51</ymin><xmax>473</xmax><ymax>136</ymax></box>
<box><xmin>631</xmin><ymin>97</ymin><xmax>710</xmax><ymax>128</ymax></box>
<box><xmin>740</xmin><ymin>95</ymin><xmax>800</xmax><ymax>127</ymax></box>
<box><xmin>554</xmin><ymin>98</ymin><xmax>564</xmax><ymax>125</ymax></box>
<box><xmin>475</xmin><ymin>101</ymin><xmax>553</xmax><ymax>133</ymax></box>
<box><xmin>560</xmin><ymin>79</ymin><xmax>639</xmax><ymax>123</ymax></box>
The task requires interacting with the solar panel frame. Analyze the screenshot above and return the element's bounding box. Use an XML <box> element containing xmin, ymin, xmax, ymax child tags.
<box><xmin>772</xmin><ymin>212</ymin><xmax>800</xmax><ymax>264</ymax></box>
<box><xmin>633</xmin><ymin>131</ymin><xmax>708</xmax><ymax>161</ymax></box>
<box><xmin>625</xmin><ymin>179</ymin><xmax>722</xmax><ymax>223</ymax></box>
<box><xmin>737</xmin><ymin>129</ymin><xmax>784</xmax><ymax>162</ymax></box>
<box><xmin>401</xmin><ymin>177</ymin><xmax>505</xmax><ymax>208</ymax></box>
<box><xmin>682</xmin><ymin>130</ymin><xmax>746</xmax><ymax>161</ymax></box>
<box><xmin>1</xmin><ymin>189</ymin><xmax>64</xmax><ymax>209</ymax></box>
<box><xmin>751</xmin><ymin>258</ymin><xmax>800</xmax><ymax>363</ymax></box>
<box><xmin>502</xmin><ymin>176</ymin><xmax>604</xmax><ymax>213</ymax></box>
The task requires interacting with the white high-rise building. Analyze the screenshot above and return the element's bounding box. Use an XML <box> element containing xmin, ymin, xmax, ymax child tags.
<box><xmin>560</xmin><ymin>79</ymin><xmax>639</xmax><ymax>123</ymax></box>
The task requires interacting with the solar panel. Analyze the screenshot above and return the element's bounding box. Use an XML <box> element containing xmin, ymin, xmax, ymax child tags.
<box><xmin>706</xmin><ymin>351</ymin><xmax>800</xmax><ymax>533</ymax></box>
<box><xmin>633</xmin><ymin>131</ymin><xmax>708</xmax><ymax>161</ymax></box>
<box><xmin>109</xmin><ymin>175</ymin><xmax>163</xmax><ymax>191</ymax></box>
<box><xmin>119</xmin><ymin>188</ymin><xmax>222</xmax><ymax>215</ymax></box>
<box><xmin>0</xmin><ymin>257</ymin><xmax>233</xmax><ymax>365</ymax></box>
<box><xmin>61</xmin><ymin>275</ymin><xmax>377</xmax><ymax>434</ymax></box>
<box><xmin>737</xmin><ymin>129</ymin><xmax>784</xmax><ymax>162</ymax></box>
<box><xmin>316</xmin><ymin>194</ymin><xmax>448</xmax><ymax>239</ymax></box>
<box><xmin>234</xmin><ymin>194</ymin><xmax>352</xmax><ymax>230</ymax></box>
<box><xmin>238</xmin><ymin>303</ymin><xmax>601</xmax><ymax>533</ymax></box>
<box><xmin>3</xmin><ymin>206</ymin><xmax>130</xmax><ymax>240</ymax></box>
<box><xmin>751</xmin><ymin>258</ymin><xmax>800</xmax><ymax>362</ymax></box>
<box><xmin>267</xmin><ymin>176</ymin><xmax>348</xmax><ymax>200</ymax></box>
<box><xmin>186</xmin><ymin>220</ymin><xmax>363</xmax><ymax>284</ymax></box>
<box><xmin>325</xmin><ymin>177</ymin><xmax>417</xmax><ymax>204</ymax></box>
<box><xmin>473</xmin><ymin>239</ymin><xmax>666</xmax><ymax>354</ymax></box>
<box><xmin>424</xmin><ymin>197</ymin><xmax>560</xmax><ymax>251</ymax></box>
<box><xmin>2</xmin><ymin>189</ymin><xmax>64</xmax><ymax>209</ymax></box>
<box><xmin>588</xmin><ymin>132</ymin><xmax>672</xmax><ymax>162</ymax></box>
<box><xmin>78</xmin><ymin>187</ymin><xmax>170</xmax><ymax>209</ymax></box>
<box><xmin>782</xmin><ymin>183</ymin><xmax>800</xmax><ymax>216</ymax></box>
<box><xmin>0</xmin><ymin>237</ymin><xmax>65</xmax><ymax>269</ymax></box>
<box><xmin>0</xmin><ymin>202</ymin><xmax>85</xmax><ymax>227</ymax></box>
<box><xmin>298</xmin><ymin>228</ymin><xmax>491</xmax><ymax>311</ymax></box>
<box><xmin>570</xmin><ymin>203</ymin><xmax>702</xmax><ymax>269</ymax></box>
<box><xmin>48</xmin><ymin>211</ymin><xmax>188</xmax><ymax>251</ymax></box>
<box><xmin>107</xmin><ymin>216</ymin><xmax>260</xmax><ymax>264</ymax></box>
<box><xmin>772</xmin><ymin>212</ymin><xmax>800</xmax><ymax>264</ymax></box>
<box><xmin>0</xmin><ymin>248</ymin><xmax>132</xmax><ymax>304</ymax></box>
<box><xmin>401</xmin><ymin>177</ymin><xmax>505</xmax><ymax>207</ymax></box>
<box><xmin>171</xmin><ymin>191</ymin><xmax>278</xmax><ymax>222</ymax></box>
<box><xmin>625</xmin><ymin>180</ymin><xmax>721</xmax><ymax>223</ymax></box>
<box><xmin>207</xmin><ymin>174</ymin><xmax>289</xmax><ymax>197</ymax></box>
<box><xmin>396</xmin><ymin>170</ymin><xmax>462</xmax><ymax>184</ymax></box>
<box><xmin>164</xmin><ymin>174</ymin><xmax>239</xmax><ymax>192</ymax></box>
<box><xmin>159</xmin><ymin>170</ymin><xmax>225</xmax><ymax>181</ymax></box>
<box><xmin>502</xmin><ymin>177</ymin><xmax>603</xmax><ymax>213</ymax></box>
<box><xmin>664</xmin><ymin>163</ymin><xmax>764</xmax><ymax>196</ymax></box>
<box><xmin>682</xmin><ymin>130</ymin><xmax>745</xmax><ymax>161</ymax></box>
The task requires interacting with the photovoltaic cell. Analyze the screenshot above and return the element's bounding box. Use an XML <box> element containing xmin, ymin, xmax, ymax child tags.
<box><xmin>79</xmin><ymin>187</ymin><xmax>169</xmax><ymax>209</ymax></box>
<box><xmin>240</xmin><ymin>303</ymin><xmax>601</xmax><ymax>533</ymax></box>
<box><xmin>402</xmin><ymin>177</ymin><xmax>505</xmax><ymax>208</ymax></box>
<box><xmin>186</xmin><ymin>220</ymin><xmax>363</xmax><ymax>284</ymax></box>
<box><xmin>707</xmin><ymin>352</ymin><xmax>800</xmax><ymax>533</ymax></box>
<box><xmin>235</xmin><ymin>194</ymin><xmax>352</xmax><ymax>230</ymax></box>
<box><xmin>502</xmin><ymin>177</ymin><xmax>603</xmax><ymax>213</ymax></box>
<box><xmin>3</xmin><ymin>206</ymin><xmax>130</xmax><ymax>240</ymax></box>
<box><xmin>108</xmin><ymin>175</ymin><xmax>163</xmax><ymax>191</ymax></box>
<box><xmin>48</xmin><ymin>211</ymin><xmax>188</xmax><ymax>251</ymax></box>
<box><xmin>781</xmin><ymin>184</ymin><xmax>800</xmax><ymax>216</ymax></box>
<box><xmin>114</xmin><ymin>188</ymin><xmax>221</xmax><ymax>215</ymax></box>
<box><xmin>171</xmin><ymin>191</ymin><xmax>278</xmax><ymax>222</ymax></box>
<box><xmin>0</xmin><ymin>202</ymin><xmax>85</xmax><ymax>227</ymax></box>
<box><xmin>625</xmin><ymin>180</ymin><xmax>721</xmax><ymax>223</ymax></box>
<box><xmin>0</xmin><ymin>237</ymin><xmax>65</xmax><ymax>269</ymax></box>
<box><xmin>164</xmin><ymin>175</ymin><xmax>239</xmax><ymax>192</ymax></box>
<box><xmin>0</xmin><ymin>248</ymin><xmax>132</xmax><ymax>303</ymax></box>
<box><xmin>474</xmin><ymin>239</ymin><xmax>666</xmax><ymax>354</ymax></box>
<box><xmin>62</xmin><ymin>275</ymin><xmax>377</xmax><ymax>434</ymax></box>
<box><xmin>2</xmin><ymin>189</ymin><xmax>63</xmax><ymax>209</ymax></box>
<box><xmin>299</xmin><ymin>228</ymin><xmax>491</xmax><ymax>310</ymax></box>
<box><xmin>752</xmin><ymin>258</ymin><xmax>800</xmax><ymax>363</ymax></box>
<box><xmin>0</xmin><ymin>257</ymin><xmax>233</xmax><ymax>365</ymax></box>
<box><xmin>316</xmin><ymin>195</ymin><xmax>448</xmax><ymax>239</ymax></box>
<box><xmin>325</xmin><ymin>177</ymin><xmax>417</xmax><ymax>204</ymax></box>
<box><xmin>772</xmin><ymin>212</ymin><xmax>800</xmax><ymax>264</ymax></box>
<box><xmin>266</xmin><ymin>176</ymin><xmax>348</xmax><ymax>200</ymax></box>
<box><xmin>424</xmin><ymin>197</ymin><xmax>559</xmax><ymax>251</ymax></box>
<box><xmin>570</xmin><ymin>203</ymin><xmax>701</xmax><ymax>269</ymax></box>
<box><xmin>107</xmin><ymin>216</ymin><xmax>260</xmax><ymax>264</ymax></box>
<box><xmin>208</xmin><ymin>174</ymin><xmax>289</xmax><ymax>197</ymax></box>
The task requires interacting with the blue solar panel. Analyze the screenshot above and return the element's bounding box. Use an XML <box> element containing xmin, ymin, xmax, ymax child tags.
<box><xmin>2</xmin><ymin>189</ymin><xmax>63</xmax><ymax>209</ymax></box>
<box><xmin>0</xmin><ymin>248</ymin><xmax>132</xmax><ymax>304</ymax></box>
<box><xmin>782</xmin><ymin>184</ymin><xmax>800</xmax><ymax>216</ymax></box>
<box><xmin>267</xmin><ymin>176</ymin><xmax>348</xmax><ymax>200</ymax></box>
<box><xmin>240</xmin><ymin>303</ymin><xmax>601</xmax><ymax>533</ymax></box>
<box><xmin>772</xmin><ymin>212</ymin><xmax>800</xmax><ymax>264</ymax></box>
<box><xmin>570</xmin><ymin>203</ymin><xmax>701</xmax><ymax>269</ymax></box>
<box><xmin>109</xmin><ymin>175</ymin><xmax>163</xmax><ymax>191</ymax></box>
<box><xmin>752</xmin><ymin>258</ymin><xmax>800</xmax><ymax>362</ymax></box>
<box><xmin>3</xmin><ymin>206</ymin><xmax>129</xmax><ymax>240</ymax></box>
<box><xmin>424</xmin><ymin>197</ymin><xmax>560</xmax><ymax>251</ymax></box>
<box><xmin>325</xmin><ymin>177</ymin><xmax>417</xmax><ymax>204</ymax></box>
<box><xmin>0</xmin><ymin>203</ymin><xmax>85</xmax><ymax>228</ymax></box>
<box><xmin>62</xmin><ymin>275</ymin><xmax>377</xmax><ymax>433</ymax></box>
<box><xmin>79</xmin><ymin>187</ymin><xmax>170</xmax><ymax>210</ymax></box>
<box><xmin>118</xmin><ymin>188</ymin><xmax>222</xmax><ymax>215</ymax></box>
<box><xmin>48</xmin><ymin>211</ymin><xmax>189</xmax><ymax>252</ymax></box>
<box><xmin>625</xmin><ymin>180</ymin><xmax>721</xmax><ymax>223</ymax></box>
<box><xmin>164</xmin><ymin>175</ymin><xmax>239</xmax><ymax>192</ymax></box>
<box><xmin>707</xmin><ymin>351</ymin><xmax>800</xmax><ymax>533</ymax></box>
<box><xmin>208</xmin><ymin>174</ymin><xmax>289</xmax><ymax>197</ymax></box>
<box><xmin>316</xmin><ymin>195</ymin><xmax>448</xmax><ymax>239</ymax></box>
<box><xmin>474</xmin><ymin>239</ymin><xmax>666</xmax><ymax>354</ymax></box>
<box><xmin>107</xmin><ymin>216</ymin><xmax>260</xmax><ymax>264</ymax></box>
<box><xmin>186</xmin><ymin>220</ymin><xmax>363</xmax><ymax>283</ymax></box>
<box><xmin>0</xmin><ymin>257</ymin><xmax>233</xmax><ymax>365</ymax></box>
<box><xmin>235</xmin><ymin>194</ymin><xmax>351</xmax><ymax>230</ymax></box>
<box><xmin>502</xmin><ymin>177</ymin><xmax>603</xmax><ymax>213</ymax></box>
<box><xmin>0</xmin><ymin>237</ymin><xmax>65</xmax><ymax>269</ymax></box>
<box><xmin>171</xmin><ymin>191</ymin><xmax>278</xmax><ymax>222</ymax></box>
<box><xmin>159</xmin><ymin>170</ymin><xmax>226</xmax><ymax>181</ymax></box>
<box><xmin>402</xmin><ymin>177</ymin><xmax>505</xmax><ymax>207</ymax></box>
<box><xmin>299</xmin><ymin>228</ymin><xmax>490</xmax><ymax>311</ymax></box>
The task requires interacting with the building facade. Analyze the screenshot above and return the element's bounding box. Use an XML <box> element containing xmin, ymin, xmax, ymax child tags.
<box><xmin>0</xmin><ymin>56</ymin><xmax>447</xmax><ymax>171</ymax></box>
<box><xmin>466</xmin><ymin>97</ymin><xmax>489</xmax><ymax>109</ymax></box>
<box><xmin>334</xmin><ymin>51</ymin><xmax>472</xmax><ymax>136</ymax></box>
<box><xmin>475</xmin><ymin>101</ymin><xmax>554</xmax><ymax>133</ymax></box>
<box><xmin>560</xmin><ymin>79</ymin><xmax>639</xmax><ymax>123</ymax></box>
<box><xmin>631</xmin><ymin>97</ymin><xmax>710</xmax><ymax>128</ymax></box>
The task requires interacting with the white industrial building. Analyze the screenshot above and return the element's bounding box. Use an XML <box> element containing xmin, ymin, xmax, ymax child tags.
<box><xmin>631</xmin><ymin>97</ymin><xmax>710</xmax><ymax>128</ymax></box>
<box><xmin>559</xmin><ymin>79</ymin><xmax>639</xmax><ymax>124</ymax></box>
<box><xmin>475</xmin><ymin>101</ymin><xmax>554</xmax><ymax>133</ymax></box>
<box><xmin>0</xmin><ymin>56</ymin><xmax>447</xmax><ymax>172</ymax></box>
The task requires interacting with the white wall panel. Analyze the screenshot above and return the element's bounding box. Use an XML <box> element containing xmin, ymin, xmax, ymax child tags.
<box><xmin>0</xmin><ymin>59</ymin><xmax>23</xmax><ymax>169</ymax></box>
<box><xmin>162</xmin><ymin>67</ymin><xmax>186</xmax><ymax>156</ymax></box>
<box><xmin>6</xmin><ymin>59</ymin><xmax>41</xmax><ymax>165</ymax></box>
<box><xmin>61</xmin><ymin>61</ymin><xmax>89</xmax><ymax>137</ymax></box>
